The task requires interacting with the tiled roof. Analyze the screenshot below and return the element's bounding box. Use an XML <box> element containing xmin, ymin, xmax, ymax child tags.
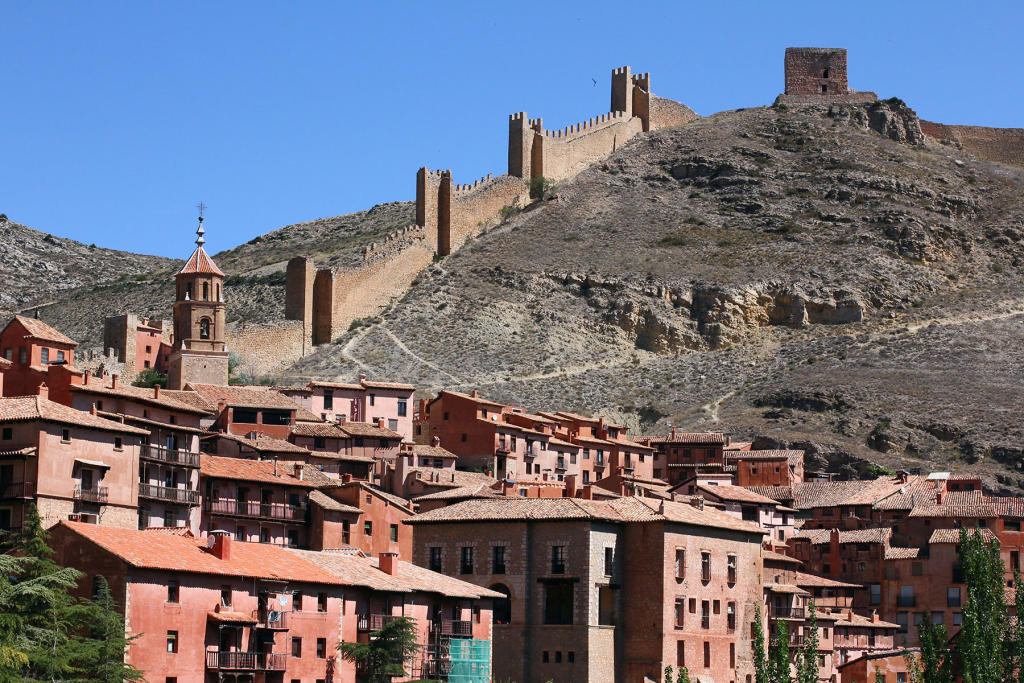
<box><xmin>200</xmin><ymin>454</ymin><xmax>315</xmax><ymax>488</ymax></box>
<box><xmin>309</xmin><ymin>490</ymin><xmax>363</xmax><ymax>514</ymax></box>
<box><xmin>208</xmin><ymin>610</ymin><xmax>256</xmax><ymax>624</ymax></box>
<box><xmin>884</xmin><ymin>547</ymin><xmax>922</xmax><ymax>560</ymax></box>
<box><xmin>907</xmin><ymin>503</ymin><xmax>997</xmax><ymax>518</ymax></box>
<box><xmin>788</xmin><ymin>478</ymin><xmax>913</xmax><ymax>510</ymax></box>
<box><xmin>177</xmin><ymin>246</ymin><xmax>225</xmax><ymax>276</ymax></box>
<box><xmin>291</xmin><ymin>422</ymin><xmax>348</xmax><ymax>438</ymax></box>
<box><xmin>744</xmin><ymin>486</ymin><xmax>795</xmax><ymax>502</ymax></box>
<box><xmin>407</xmin><ymin>496</ymin><xmax>766</xmax><ymax>536</ymax></box>
<box><xmin>96</xmin><ymin>410</ymin><xmax>209</xmax><ymax>435</ymax></box>
<box><xmin>764</xmin><ymin>550</ymin><xmax>802</xmax><ymax>565</ymax></box>
<box><xmin>638</xmin><ymin>433</ymin><xmax>727</xmax><ymax>445</ymax></box>
<box><xmin>309</xmin><ymin>381</ymin><xmax>363</xmax><ymax>391</ymax></box>
<box><xmin>767</xmin><ymin>584</ymin><xmax>808</xmax><ymax>595</ymax></box>
<box><xmin>0</xmin><ymin>396</ymin><xmax>149</xmax><ymax>435</ymax></box>
<box><xmin>292</xmin><ymin>405</ymin><xmax>323</xmax><ymax>422</ymax></box>
<box><xmin>928</xmin><ymin>528</ymin><xmax>996</xmax><ymax>544</ymax></box>
<box><xmin>833</xmin><ymin>612</ymin><xmax>899</xmax><ymax>629</ymax></box>
<box><xmin>727</xmin><ymin>449</ymin><xmax>804</xmax><ymax>462</ymax></box>
<box><xmin>988</xmin><ymin>497</ymin><xmax>1024</xmax><ymax>519</ymax></box>
<box><xmin>338</xmin><ymin>421</ymin><xmax>402</xmax><ymax>440</ymax></box>
<box><xmin>288</xmin><ymin>549</ymin><xmax>502</xmax><ymax>599</ymax></box>
<box><xmin>360</xmin><ymin>379</ymin><xmax>415</xmax><ymax>391</ymax></box>
<box><xmin>300</xmin><ymin>464</ymin><xmax>336</xmax><ymax>487</ymax></box>
<box><xmin>0</xmin><ymin>357</ymin><xmax>12</xmax><ymax>370</ymax></box>
<box><xmin>437</xmin><ymin>390</ymin><xmax>506</xmax><ymax>408</ymax></box>
<box><xmin>73</xmin><ymin>381</ymin><xmax>212</xmax><ymax>415</ymax></box>
<box><xmin>327</xmin><ymin>481</ymin><xmax>414</xmax><ymax>513</ymax></box>
<box><xmin>697</xmin><ymin>484</ymin><xmax>783</xmax><ymax>505</ymax></box>
<box><xmin>408</xmin><ymin>444</ymin><xmax>458</xmax><ymax>461</ymax></box>
<box><xmin>185</xmin><ymin>384</ymin><xmax>300</xmax><ymax>410</ymax></box>
<box><xmin>408</xmin><ymin>467</ymin><xmax>496</xmax><ymax>489</ymax></box>
<box><xmin>160</xmin><ymin>390</ymin><xmax>218</xmax><ymax>412</ymax></box>
<box><xmin>213</xmin><ymin>432</ymin><xmax>310</xmax><ymax>455</ymax></box>
<box><xmin>8</xmin><ymin>315</ymin><xmax>77</xmax><ymax>346</ymax></box>
<box><xmin>60</xmin><ymin>522</ymin><xmax>342</xmax><ymax>584</ymax></box>
<box><xmin>791</xmin><ymin>528</ymin><xmax>892</xmax><ymax>545</ymax></box>
<box><xmin>791</xmin><ymin>571</ymin><xmax>862</xmax><ymax>589</ymax></box>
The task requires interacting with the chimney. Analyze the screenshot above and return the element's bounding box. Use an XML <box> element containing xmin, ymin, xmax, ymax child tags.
<box><xmin>898</xmin><ymin>470</ymin><xmax>909</xmax><ymax>484</ymax></box>
<box><xmin>542</xmin><ymin>472</ymin><xmax>549</xmax><ymax>482</ymax></box>
<box><xmin>564</xmin><ymin>474</ymin><xmax>578</xmax><ymax>498</ymax></box>
<box><xmin>377</xmin><ymin>417</ymin><xmax>386</xmax><ymax>429</ymax></box>
<box><xmin>153</xmin><ymin>385</ymin><xmax>160</xmax><ymax>399</ymax></box>
<box><xmin>379</xmin><ymin>551</ymin><xmax>399</xmax><ymax>576</ymax></box>
<box><xmin>84</xmin><ymin>370</ymin><xmax>90</xmax><ymax>385</ymax></box>
<box><xmin>37</xmin><ymin>383</ymin><xmax>49</xmax><ymax>401</ymax></box>
<box><xmin>273</xmin><ymin>457</ymin><xmax>278</xmax><ymax>476</ymax></box>
<box><xmin>471</xmin><ymin>389</ymin><xmax>479</xmax><ymax>399</ymax></box>
<box><xmin>90</xmin><ymin>402</ymin><xmax>97</xmax><ymax>416</ymax></box>
<box><xmin>358</xmin><ymin>372</ymin><xmax>367</xmax><ymax>382</ymax></box>
<box><xmin>342</xmin><ymin>473</ymin><xmax>353</xmax><ymax>484</ymax></box>
<box><xmin>337</xmin><ymin>413</ymin><xmax>346</xmax><ymax>424</ymax></box>
<box><xmin>670</xmin><ymin>424</ymin><xmax>676</xmax><ymax>438</ymax></box>
<box><xmin>431</xmin><ymin>435</ymin><xmax>441</xmax><ymax>447</ymax></box>
<box><xmin>209</xmin><ymin>530</ymin><xmax>232</xmax><ymax>560</ymax></box>
<box><xmin>936</xmin><ymin>491</ymin><xmax>943</xmax><ymax>505</ymax></box>
<box><xmin>690</xmin><ymin>496</ymin><xmax>704</xmax><ymax>510</ymax></box>
<box><xmin>871</xmin><ymin>610</ymin><xmax>880</xmax><ymax>623</ymax></box>
<box><xmin>658</xmin><ymin>499</ymin><xmax>666</xmax><ymax>514</ymax></box>
<box><xmin>111</xmin><ymin>374</ymin><xmax>118</xmax><ymax>389</ymax></box>
<box><xmin>450</xmin><ymin>472</ymin><xmax>455</xmax><ymax>482</ymax></box>
<box><xmin>294</xmin><ymin>464</ymin><xmax>304</xmax><ymax>480</ymax></box>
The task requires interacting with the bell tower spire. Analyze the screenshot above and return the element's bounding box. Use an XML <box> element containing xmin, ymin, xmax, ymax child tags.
<box><xmin>167</xmin><ymin>204</ymin><xmax>230</xmax><ymax>390</ymax></box>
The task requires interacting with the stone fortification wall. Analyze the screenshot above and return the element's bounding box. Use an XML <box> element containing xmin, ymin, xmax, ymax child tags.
<box><xmin>785</xmin><ymin>47</ymin><xmax>849</xmax><ymax>96</ymax></box>
<box><xmin>921</xmin><ymin>121</ymin><xmax>1024</xmax><ymax>169</ymax></box>
<box><xmin>532</xmin><ymin>112</ymin><xmax>645</xmax><ymax>184</ymax></box>
<box><xmin>649</xmin><ymin>95</ymin><xmax>699</xmax><ymax>130</ymax></box>
<box><xmin>448</xmin><ymin>174</ymin><xmax>528</xmax><ymax>253</ymax></box>
<box><xmin>226</xmin><ymin>319</ymin><xmax>306</xmax><ymax>377</ymax></box>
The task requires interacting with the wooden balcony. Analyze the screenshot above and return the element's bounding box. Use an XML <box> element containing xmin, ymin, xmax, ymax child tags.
<box><xmin>138</xmin><ymin>483</ymin><xmax>200</xmax><ymax>506</ymax></box>
<box><xmin>252</xmin><ymin>609</ymin><xmax>289</xmax><ymax>630</ymax></box>
<box><xmin>205</xmin><ymin>650</ymin><xmax>286</xmax><ymax>671</ymax></box>
<box><xmin>769</xmin><ymin>605</ymin><xmax>805</xmax><ymax>620</ymax></box>
<box><xmin>437</xmin><ymin>619</ymin><xmax>473</xmax><ymax>637</ymax></box>
<box><xmin>205</xmin><ymin>499</ymin><xmax>306</xmax><ymax>522</ymax></box>
<box><xmin>357</xmin><ymin>613</ymin><xmax>409</xmax><ymax>631</ymax></box>
<box><xmin>74</xmin><ymin>486</ymin><xmax>108</xmax><ymax>503</ymax></box>
<box><xmin>140</xmin><ymin>444</ymin><xmax>200</xmax><ymax>468</ymax></box>
<box><xmin>0</xmin><ymin>481</ymin><xmax>35</xmax><ymax>500</ymax></box>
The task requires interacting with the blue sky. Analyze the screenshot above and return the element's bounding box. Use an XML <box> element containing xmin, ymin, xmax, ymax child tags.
<box><xmin>1</xmin><ymin>1</ymin><xmax>1020</xmax><ymax>257</ymax></box>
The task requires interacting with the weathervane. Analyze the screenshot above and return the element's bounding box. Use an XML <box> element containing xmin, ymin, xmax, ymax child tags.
<box><xmin>195</xmin><ymin>201</ymin><xmax>207</xmax><ymax>248</ymax></box>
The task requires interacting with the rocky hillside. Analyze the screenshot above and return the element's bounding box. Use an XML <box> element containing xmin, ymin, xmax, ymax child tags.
<box><xmin>15</xmin><ymin>203</ymin><xmax>414</xmax><ymax>348</ymax></box>
<box><xmin>285</xmin><ymin>100</ymin><xmax>1024</xmax><ymax>490</ymax></box>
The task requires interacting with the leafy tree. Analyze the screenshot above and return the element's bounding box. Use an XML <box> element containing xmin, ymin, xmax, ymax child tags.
<box><xmin>875</xmin><ymin>667</ymin><xmax>886</xmax><ymax>683</ymax></box>
<box><xmin>1011</xmin><ymin>571</ymin><xmax>1024</xmax><ymax>682</ymax></box>
<box><xmin>339</xmin><ymin>616</ymin><xmax>422</xmax><ymax>682</ymax></box>
<box><xmin>752</xmin><ymin>605</ymin><xmax>771</xmax><ymax>683</ymax></box>
<box><xmin>665</xmin><ymin>664</ymin><xmax>674</xmax><ymax>683</ymax></box>
<box><xmin>796</xmin><ymin>599</ymin><xmax>820</xmax><ymax>683</ymax></box>
<box><xmin>676</xmin><ymin>664</ymin><xmax>691</xmax><ymax>683</ymax></box>
<box><xmin>905</xmin><ymin>648</ymin><xmax>924</xmax><ymax>683</ymax></box>
<box><xmin>769</xmin><ymin>618</ymin><xmax>790</xmax><ymax>683</ymax></box>
<box><xmin>959</xmin><ymin>527</ymin><xmax>1008</xmax><ymax>683</ymax></box>
<box><xmin>917</xmin><ymin>611</ymin><xmax>953</xmax><ymax>683</ymax></box>
<box><xmin>132</xmin><ymin>368</ymin><xmax>167</xmax><ymax>389</ymax></box>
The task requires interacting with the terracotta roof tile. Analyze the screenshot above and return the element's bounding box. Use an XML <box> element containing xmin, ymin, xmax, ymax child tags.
<box><xmin>290</xmin><ymin>422</ymin><xmax>349</xmax><ymax>439</ymax></box>
<box><xmin>791</xmin><ymin>528</ymin><xmax>892</xmax><ymax>545</ymax></box>
<box><xmin>200</xmin><ymin>454</ymin><xmax>315</xmax><ymax>488</ymax></box>
<box><xmin>764</xmin><ymin>550</ymin><xmax>803</xmax><ymax>565</ymax></box>
<box><xmin>791</xmin><ymin>571</ymin><xmax>862</xmax><ymax>589</ymax></box>
<box><xmin>833</xmin><ymin>612</ymin><xmax>899</xmax><ymax>629</ymax></box>
<box><xmin>309</xmin><ymin>490</ymin><xmax>363</xmax><ymax>514</ymax></box>
<box><xmin>637</xmin><ymin>433</ymin><xmax>727</xmax><ymax>445</ymax></box>
<box><xmin>300</xmin><ymin>465</ymin><xmax>336</xmax><ymax>487</ymax></box>
<box><xmin>437</xmin><ymin>390</ymin><xmax>506</xmax><ymax>408</ymax></box>
<box><xmin>745</xmin><ymin>486</ymin><xmax>795</xmax><ymax>502</ymax></box>
<box><xmin>338</xmin><ymin>421</ymin><xmax>402</xmax><ymax>440</ymax></box>
<box><xmin>177</xmin><ymin>246</ymin><xmax>225</xmax><ymax>276</ymax></box>
<box><xmin>407</xmin><ymin>444</ymin><xmax>458</xmax><ymax>460</ymax></box>
<box><xmin>309</xmin><ymin>381</ymin><xmax>364</xmax><ymax>391</ymax></box>
<box><xmin>61</xmin><ymin>522</ymin><xmax>341</xmax><ymax>583</ymax></box>
<box><xmin>413</xmin><ymin>484</ymin><xmax>505</xmax><ymax>502</ymax></box>
<box><xmin>327</xmin><ymin>481</ymin><xmax>414</xmax><ymax>513</ymax></box>
<box><xmin>160</xmin><ymin>390</ymin><xmax>218</xmax><ymax>412</ymax></box>
<box><xmin>212</xmin><ymin>432</ymin><xmax>310</xmax><ymax>455</ymax></box>
<box><xmin>928</xmin><ymin>527</ymin><xmax>996</xmax><ymax>544</ymax></box>
<box><xmin>360</xmin><ymin>379</ymin><xmax>415</xmax><ymax>391</ymax></box>
<box><xmin>727</xmin><ymin>449</ymin><xmax>804</xmax><ymax>462</ymax></box>
<box><xmin>697</xmin><ymin>484</ymin><xmax>784</xmax><ymax>505</ymax></box>
<box><xmin>907</xmin><ymin>503</ymin><xmax>996</xmax><ymax>518</ymax></box>
<box><xmin>7</xmin><ymin>315</ymin><xmax>77</xmax><ymax>346</ymax></box>
<box><xmin>884</xmin><ymin>547</ymin><xmax>922</xmax><ymax>560</ymax></box>
<box><xmin>0</xmin><ymin>357</ymin><xmax>12</xmax><ymax>370</ymax></box>
<box><xmin>73</xmin><ymin>381</ymin><xmax>213</xmax><ymax>415</ymax></box>
<box><xmin>185</xmin><ymin>384</ymin><xmax>301</xmax><ymax>410</ymax></box>
<box><xmin>408</xmin><ymin>467</ymin><xmax>496</xmax><ymax>489</ymax></box>
<box><xmin>0</xmin><ymin>396</ymin><xmax>149</xmax><ymax>435</ymax></box>
<box><xmin>788</xmin><ymin>478</ymin><xmax>914</xmax><ymax>510</ymax></box>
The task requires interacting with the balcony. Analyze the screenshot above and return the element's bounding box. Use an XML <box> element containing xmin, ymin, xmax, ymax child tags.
<box><xmin>205</xmin><ymin>650</ymin><xmax>287</xmax><ymax>671</ymax></box>
<box><xmin>0</xmin><ymin>481</ymin><xmax>35</xmax><ymax>499</ymax></box>
<box><xmin>556</xmin><ymin>459</ymin><xmax>566</xmax><ymax>471</ymax></box>
<box><xmin>357</xmin><ymin>613</ymin><xmax>408</xmax><ymax>631</ymax></box>
<box><xmin>436</xmin><ymin>620</ymin><xmax>473</xmax><ymax>637</ymax></box>
<box><xmin>205</xmin><ymin>499</ymin><xmax>306</xmax><ymax>521</ymax></box>
<box><xmin>140</xmin><ymin>444</ymin><xmax>200</xmax><ymax>468</ymax></box>
<box><xmin>138</xmin><ymin>483</ymin><xmax>200</xmax><ymax>506</ymax></box>
<box><xmin>252</xmin><ymin>609</ymin><xmax>289</xmax><ymax>630</ymax></box>
<box><xmin>769</xmin><ymin>605</ymin><xmax>805</xmax><ymax>620</ymax></box>
<box><xmin>74</xmin><ymin>486</ymin><xmax>108</xmax><ymax>504</ymax></box>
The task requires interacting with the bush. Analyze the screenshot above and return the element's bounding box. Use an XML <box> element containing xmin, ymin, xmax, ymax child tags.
<box><xmin>529</xmin><ymin>175</ymin><xmax>553</xmax><ymax>199</ymax></box>
<box><xmin>132</xmin><ymin>369</ymin><xmax>167</xmax><ymax>389</ymax></box>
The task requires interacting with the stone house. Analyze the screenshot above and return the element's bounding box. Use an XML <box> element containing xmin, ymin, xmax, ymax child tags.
<box><xmin>0</xmin><ymin>314</ymin><xmax>83</xmax><ymax>401</ymax></box>
<box><xmin>289</xmin><ymin>376</ymin><xmax>415</xmax><ymax>441</ymax></box>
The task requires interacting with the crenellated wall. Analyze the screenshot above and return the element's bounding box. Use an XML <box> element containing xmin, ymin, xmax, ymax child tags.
<box><xmin>282</xmin><ymin>64</ymin><xmax>698</xmax><ymax>346</ymax></box>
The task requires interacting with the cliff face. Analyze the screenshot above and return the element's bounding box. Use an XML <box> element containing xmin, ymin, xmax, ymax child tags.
<box><xmin>286</xmin><ymin>101</ymin><xmax>1024</xmax><ymax>490</ymax></box>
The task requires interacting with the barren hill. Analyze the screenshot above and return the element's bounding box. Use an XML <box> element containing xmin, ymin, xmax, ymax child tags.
<box><xmin>284</xmin><ymin>101</ymin><xmax>1024</xmax><ymax>490</ymax></box>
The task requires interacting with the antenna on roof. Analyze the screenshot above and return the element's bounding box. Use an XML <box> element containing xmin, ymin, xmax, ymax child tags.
<box><xmin>195</xmin><ymin>201</ymin><xmax>207</xmax><ymax>248</ymax></box>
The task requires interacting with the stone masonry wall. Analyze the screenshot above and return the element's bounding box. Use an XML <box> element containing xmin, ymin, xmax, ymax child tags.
<box><xmin>225</xmin><ymin>319</ymin><xmax>306</xmax><ymax>377</ymax></box>
<box><xmin>533</xmin><ymin>113</ymin><xmax>645</xmax><ymax>184</ymax></box>
<box><xmin>448</xmin><ymin>175</ymin><xmax>529</xmax><ymax>254</ymax></box>
<box><xmin>921</xmin><ymin>120</ymin><xmax>1024</xmax><ymax>169</ymax></box>
<box><xmin>785</xmin><ymin>47</ymin><xmax>849</xmax><ymax>96</ymax></box>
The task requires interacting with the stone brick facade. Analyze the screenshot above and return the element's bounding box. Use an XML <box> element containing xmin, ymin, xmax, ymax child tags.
<box><xmin>778</xmin><ymin>47</ymin><xmax>877</xmax><ymax>105</ymax></box>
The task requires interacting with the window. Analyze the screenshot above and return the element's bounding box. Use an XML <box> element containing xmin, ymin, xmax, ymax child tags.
<box><xmin>202</xmin><ymin>282</ymin><xmax>209</xmax><ymax>300</ymax></box>
<box><xmin>260</xmin><ymin>528</ymin><xmax>270</xmax><ymax>543</ymax></box>
<box><xmin>61</xmin><ymin>428</ymin><xmax>71</xmax><ymax>443</ymax></box>
<box><xmin>364</xmin><ymin>521</ymin><xmax>372</xmax><ymax>536</ymax></box>
<box><xmin>701</xmin><ymin>600</ymin><xmax>710</xmax><ymax>629</ymax></box>
<box><xmin>870</xmin><ymin>583</ymin><xmax>881</xmax><ymax>605</ymax></box>
<box><xmin>703</xmin><ymin>641</ymin><xmax>710</xmax><ymax>668</ymax></box>
<box><xmin>113</xmin><ymin>437</ymin><xmax>123</xmax><ymax>451</ymax></box>
<box><xmin>821</xmin><ymin>84</ymin><xmax>828</xmax><ymax>94</ymax></box>
<box><xmin>220</xmin><ymin>585</ymin><xmax>231</xmax><ymax>607</ymax></box>
<box><xmin>823</xmin><ymin>67</ymin><xmax>830</xmax><ymax>78</ymax></box>
<box><xmin>727</xmin><ymin>555</ymin><xmax>737</xmax><ymax>584</ymax></box>
<box><xmin>932</xmin><ymin>612</ymin><xmax>944</xmax><ymax>625</ymax></box>
<box><xmin>313</xmin><ymin>436</ymin><xmax>325</xmax><ymax>449</ymax></box>
<box><xmin>1</xmin><ymin>348</ymin><xmax>9</xmax><ymax>361</ymax></box>
<box><xmin>947</xmin><ymin>587</ymin><xmax>961</xmax><ymax>607</ymax></box>
<box><xmin>675</xmin><ymin>548</ymin><xmax>685</xmax><ymax>580</ymax></box>
<box><xmin>318</xmin><ymin>592</ymin><xmax>327</xmax><ymax>612</ymax></box>
<box><xmin>896</xmin><ymin>612</ymin><xmax>909</xmax><ymax>633</ymax></box>
<box><xmin>390</xmin><ymin>524</ymin><xmax>398</xmax><ymax>542</ymax></box>
<box><xmin>493</xmin><ymin>546</ymin><xmax>507</xmax><ymax>574</ymax></box>
<box><xmin>291</xmin><ymin>637</ymin><xmax>302</xmax><ymax>657</ymax></box>
<box><xmin>461</xmin><ymin>546</ymin><xmax>474</xmax><ymax>574</ymax></box>
<box><xmin>163</xmin><ymin>509</ymin><xmax>176</xmax><ymax>528</ymax></box>
<box><xmin>954</xmin><ymin>611</ymin><xmax>963</xmax><ymax>626</ymax></box>
<box><xmin>543</xmin><ymin>581</ymin><xmax>573</xmax><ymax>625</ymax></box>
<box><xmin>674</xmin><ymin>598</ymin><xmax>685</xmax><ymax>628</ymax></box>
<box><xmin>368</xmin><ymin>394</ymin><xmax>375</xmax><ymax>406</ymax></box>
<box><xmin>568</xmin><ymin>651</ymin><xmax>575</xmax><ymax>663</ymax></box>
<box><xmin>18</xmin><ymin>348</ymin><xmax>26</xmax><ymax>365</ymax></box>
<box><xmin>1</xmin><ymin>428</ymin><xmax>11</xmax><ymax>440</ymax></box>
<box><xmin>898</xmin><ymin>585</ymin><xmax>915</xmax><ymax>607</ymax></box>
<box><xmin>701</xmin><ymin>552</ymin><xmax>711</xmax><ymax>582</ymax></box>
<box><xmin>41</xmin><ymin>348</ymin><xmax>49</xmax><ymax>364</ymax></box>
<box><xmin>316</xmin><ymin>638</ymin><xmax>326</xmax><ymax>658</ymax></box>
<box><xmin>727</xmin><ymin>602</ymin><xmax>736</xmax><ymax>632</ymax></box>
<box><xmin>429</xmin><ymin>547</ymin><xmax>442</xmax><ymax>572</ymax></box>
<box><xmin>397</xmin><ymin>399</ymin><xmax>407</xmax><ymax>417</ymax></box>
<box><xmin>551</xmin><ymin>546</ymin><xmax>566</xmax><ymax>574</ymax></box>
<box><xmin>323</xmin><ymin>390</ymin><xmax>334</xmax><ymax>410</ymax></box>
<box><xmin>199</xmin><ymin>318</ymin><xmax>210</xmax><ymax>339</ymax></box>
<box><xmin>730</xmin><ymin>642</ymin><xmax>735</xmax><ymax>669</ymax></box>
<box><xmin>542</xmin><ymin>651</ymin><xmax>549</xmax><ymax>663</ymax></box>
<box><xmin>233</xmin><ymin>409</ymin><xmax>258</xmax><ymax>424</ymax></box>
<box><xmin>582</xmin><ymin>471</ymin><xmax>589</xmax><ymax>484</ymax></box>
<box><xmin>604</xmin><ymin>547</ymin><xmax>614</xmax><ymax>576</ymax></box>
<box><xmin>555</xmin><ymin>651</ymin><xmax>562</xmax><ymax>663</ymax></box>
<box><xmin>166</xmin><ymin>631</ymin><xmax>178</xmax><ymax>653</ymax></box>
<box><xmin>677</xmin><ymin>640</ymin><xmax>685</xmax><ymax>667</ymax></box>
<box><xmin>235</xmin><ymin>526</ymin><xmax>246</xmax><ymax>541</ymax></box>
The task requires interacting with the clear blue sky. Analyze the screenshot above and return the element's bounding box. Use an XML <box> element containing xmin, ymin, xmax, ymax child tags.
<box><xmin>1</xmin><ymin>1</ymin><xmax>1020</xmax><ymax>258</ymax></box>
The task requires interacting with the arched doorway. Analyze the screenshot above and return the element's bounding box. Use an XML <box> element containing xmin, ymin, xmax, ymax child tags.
<box><xmin>489</xmin><ymin>583</ymin><xmax>512</xmax><ymax>625</ymax></box>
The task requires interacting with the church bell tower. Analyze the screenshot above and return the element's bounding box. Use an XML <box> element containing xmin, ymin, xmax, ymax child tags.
<box><xmin>167</xmin><ymin>210</ymin><xmax>230</xmax><ymax>390</ymax></box>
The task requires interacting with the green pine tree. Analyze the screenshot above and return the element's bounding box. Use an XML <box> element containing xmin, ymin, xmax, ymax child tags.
<box><xmin>959</xmin><ymin>527</ymin><xmax>1008</xmax><ymax>683</ymax></box>
<box><xmin>339</xmin><ymin>616</ymin><xmax>422</xmax><ymax>682</ymax></box>
<box><xmin>64</xmin><ymin>575</ymin><xmax>144</xmax><ymax>682</ymax></box>
<box><xmin>676</xmin><ymin>664</ymin><xmax>691</xmax><ymax>683</ymax></box>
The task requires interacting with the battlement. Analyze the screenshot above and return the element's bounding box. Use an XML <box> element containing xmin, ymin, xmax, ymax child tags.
<box><xmin>453</xmin><ymin>173</ymin><xmax>496</xmax><ymax>195</ymax></box>
<box><xmin>539</xmin><ymin>111</ymin><xmax>632</xmax><ymax>141</ymax></box>
<box><xmin>631</xmin><ymin>72</ymin><xmax>650</xmax><ymax>91</ymax></box>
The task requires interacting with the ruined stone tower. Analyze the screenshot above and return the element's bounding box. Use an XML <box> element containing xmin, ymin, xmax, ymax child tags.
<box><xmin>167</xmin><ymin>215</ymin><xmax>229</xmax><ymax>389</ymax></box>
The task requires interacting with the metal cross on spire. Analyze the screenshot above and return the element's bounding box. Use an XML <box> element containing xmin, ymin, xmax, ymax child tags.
<box><xmin>195</xmin><ymin>201</ymin><xmax>207</xmax><ymax>248</ymax></box>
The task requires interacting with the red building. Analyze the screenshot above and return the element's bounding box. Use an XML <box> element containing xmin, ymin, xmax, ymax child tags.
<box><xmin>50</xmin><ymin>521</ymin><xmax>498</xmax><ymax>683</ymax></box>
<box><xmin>312</xmin><ymin>477</ymin><xmax>416</xmax><ymax>560</ymax></box>
<box><xmin>0</xmin><ymin>315</ymin><xmax>83</xmax><ymax>400</ymax></box>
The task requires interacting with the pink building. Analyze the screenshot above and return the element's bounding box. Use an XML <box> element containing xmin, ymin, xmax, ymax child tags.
<box><xmin>0</xmin><ymin>393</ymin><xmax>148</xmax><ymax>531</ymax></box>
<box><xmin>50</xmin><ymin>522</ymin><xmax>498</xmax><ymax>683</ymax></box>
<box><xmin>294</xmin><ymin>376</ymin><xmax>415</xmax><ymax>441</ymax></box>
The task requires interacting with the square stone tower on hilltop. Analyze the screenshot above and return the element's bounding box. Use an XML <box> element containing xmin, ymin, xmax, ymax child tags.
<box><xmin>785</xmin><ymin>47</ymin><xmax>849</xmax><ymax>96</ymax></box>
